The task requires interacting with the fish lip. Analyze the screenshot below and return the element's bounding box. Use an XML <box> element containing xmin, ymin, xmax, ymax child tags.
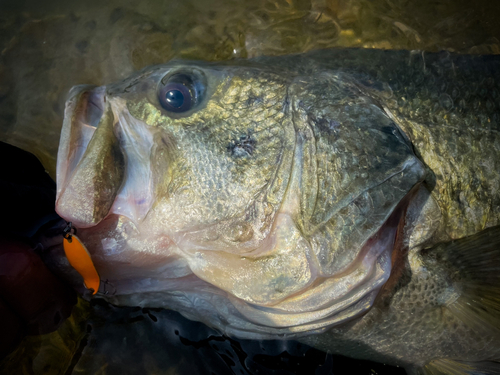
<box><xmin>57</xmin><ymin>91</ymin><xmax>160</xmax><ymax>230</ymax></box>
<box><xmin>84</xmin><ymin>87</ymin><xmax>106</xmax><ymax>127</ymax></box>
<box><xmin>56</xmin><ymin>85</ymin><xmax>109</xmax><ymax>227</ymax></box>
<box><xmin>64</xmin><ymin>85</ymin><xmax>106</xmax><ymax>129</ymax></box>
<box><xmin>70</xmin><ymin>85</ymin><xmax>106</xmax><ymax>129</ymax></box>
<box><xmin>65</xmin><ymin>84</ymin><xmax>96</xmax><ymax>102</ymax></box>
<box><xmin>56</xmin><ymin>85</ymin><xmax>106</xmax><ymax>193</ymax></box>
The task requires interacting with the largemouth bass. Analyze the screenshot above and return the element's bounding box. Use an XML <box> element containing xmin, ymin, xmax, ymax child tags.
<box><xmin>52</xmin><ymin>48</ymin><xmax>500</xmax><ymax>374</ymax></box>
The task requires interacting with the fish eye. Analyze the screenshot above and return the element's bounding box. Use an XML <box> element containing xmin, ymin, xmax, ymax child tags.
<box><xmin>158</xmin><ymin>72</ymin><xmax>204</xmax><ymax>113</ymax></box>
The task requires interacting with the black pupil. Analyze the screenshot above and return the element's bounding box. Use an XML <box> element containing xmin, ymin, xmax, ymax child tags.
<box><xmin>165</xmin><ymin>89</ymin><xmax>184</xmax><ymax>108</ymax></box>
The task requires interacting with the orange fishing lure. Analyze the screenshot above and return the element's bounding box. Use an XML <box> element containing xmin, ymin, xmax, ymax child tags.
<box><xmin>62</xmin><ymin>223</ymin><xmax>100</xmax><ymax>295</ymax></box>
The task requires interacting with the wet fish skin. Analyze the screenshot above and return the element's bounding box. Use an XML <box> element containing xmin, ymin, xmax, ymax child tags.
<box><xmin>281</xmin><ymin>50</ymin><xmax>500</xmax><ymax>372</ymax></box>
<box><xmin>301</xmin><ymin>226</ymin><xmax>500</xmax><ymax>373</ymax></box>
<box><xmin>289</xmin><ymin>49</ymin><xmax>500</xmax><ymax>243</ymax></box>
<box><xmin>53</xmin><ymin>49</ymin><xmax>500</xmax><ymax>373</ymax></box>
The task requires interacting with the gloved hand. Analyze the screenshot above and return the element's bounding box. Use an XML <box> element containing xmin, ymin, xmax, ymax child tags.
<box><xmin>0</xmin><ymin>238</ymin><xmax>76</xmax><ymax>358</ymax></box>
<box><xmin>0</xmin><ymin>142</ymin><xmax>77</xmax><ymax>358</ymax></box>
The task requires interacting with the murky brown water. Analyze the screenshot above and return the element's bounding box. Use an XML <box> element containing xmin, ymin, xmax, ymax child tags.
<box><xmin>1</xmin><ymin>0</ymin><xmax>499</xmax><ymax>177</ymax></box>
<box><xmin>0</xmin><ymin>0</ymin><xmax>499</xmax><ymax>374</ymax></box>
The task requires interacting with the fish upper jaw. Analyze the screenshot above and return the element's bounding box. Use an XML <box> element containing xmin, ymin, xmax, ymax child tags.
<box><xmin>56</xmin><ymin>85</ymin><xmax>103</xmax><ymax>205</ymax></box>
<box><xmin>55</xmin><ymin>86</ymin><xmax>161</xmax><ymax>229</ymax></box>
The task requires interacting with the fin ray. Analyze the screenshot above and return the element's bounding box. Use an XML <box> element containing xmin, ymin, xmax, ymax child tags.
<box><xmin>419</xmin><ymin>359</ymin><xmax>500</xmax><ymax>375</ymax></box>
<box><xmin>423</xmin><ymin>226</ymin><xmax>500</xmax><ymax>337</ymax></box>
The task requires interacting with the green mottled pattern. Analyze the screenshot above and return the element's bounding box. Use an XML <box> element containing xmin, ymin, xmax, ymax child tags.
<box><xmin>273</xmin><ymin>49</ymin><xmax>500</xmax><ymax>242</ymax></box>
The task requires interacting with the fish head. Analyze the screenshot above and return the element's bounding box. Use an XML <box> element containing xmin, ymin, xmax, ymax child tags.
<box><xmin>54</xmin><ymin>60</ymin><xmax>425</xmax><ymax>339</ymax></box>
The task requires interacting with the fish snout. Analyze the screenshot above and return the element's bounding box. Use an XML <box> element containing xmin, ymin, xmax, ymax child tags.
<box><xmin>55</xmin><ymin>86</ymin><xmax>126</xmax><ymax>228</ymax></box>
<box><xmin>56</xmin><ymin>86</ymin><xmax>162</xmax><ymax>229</ymax></box>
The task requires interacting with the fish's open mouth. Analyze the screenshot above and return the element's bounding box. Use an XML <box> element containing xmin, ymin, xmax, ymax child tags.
<box><xmin>56</xmin><ymin>86</ymin><xmax>161</xmax><ymax>229</ymax></box>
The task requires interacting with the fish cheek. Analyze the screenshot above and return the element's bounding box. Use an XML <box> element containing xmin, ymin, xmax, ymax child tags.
<box><xmin>179</xmin><ymin>80</ymin><xmax>290</xmax><ymax>228</ymax></box>
<box><xmin>225</xmin><ymin>222</ymin><xmax>254</xmax><ymax>243</ymax></box>
<box><xmin>128</xmin><ymin>71</ymin><xmax>293</xmax><ymax>251</ymax></box>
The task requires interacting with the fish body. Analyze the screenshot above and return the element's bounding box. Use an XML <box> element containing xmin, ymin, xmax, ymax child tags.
<box><xmin>53</xmin><ymin>49</ymin><xmax>500</xmax><ymax>373</ymax></box>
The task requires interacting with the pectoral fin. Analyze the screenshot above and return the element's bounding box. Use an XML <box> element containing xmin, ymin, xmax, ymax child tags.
<box><xmin>416</xmin><ymin>226</ymin><xmax>500</xmax><ymax>374</ymax></box>
<box><xmin>414</xmin><ymin>358</ymin><xmax>500</xmax><ymax>375</ymax></box>
<box><xmin>422</xmin><ymin>225</ymin><xmax>500</xmax><ymax>337</ymax></box>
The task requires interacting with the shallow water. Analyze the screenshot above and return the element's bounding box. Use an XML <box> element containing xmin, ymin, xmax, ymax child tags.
<box><xmin>1</xmin><ymin>0</ymin><xmax>499</xmax><ymax>177</ymax></box>
<box><xmin>1</xmin><ymin>0</ymin><xmax>499</xmax><ymax>374</ymax></box>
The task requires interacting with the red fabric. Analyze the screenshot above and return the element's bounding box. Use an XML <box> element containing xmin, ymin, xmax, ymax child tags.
<box><xmin>0</xmin><ymin>238</ymin><xmax>76</xmax><ymax>357</ymax></box>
